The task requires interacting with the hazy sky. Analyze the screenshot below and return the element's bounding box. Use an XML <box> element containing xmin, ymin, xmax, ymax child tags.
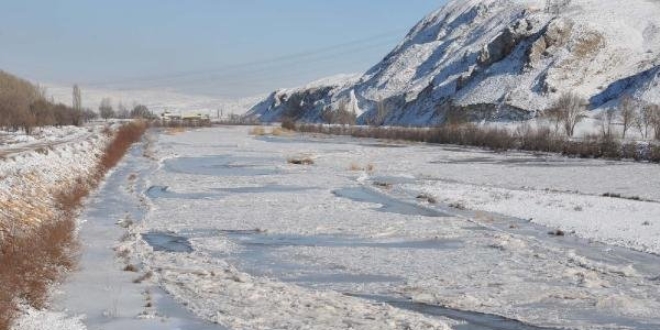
<box><xmin>0</xmin><ymin>1</ymin><xmax>444</xmax><ymax>98</ymax></box>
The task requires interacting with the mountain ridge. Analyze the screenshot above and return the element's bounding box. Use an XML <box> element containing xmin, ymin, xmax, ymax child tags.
<box><xmin>246</xmin><ymin>0</ymin><xmax>660</xmax><ymax>125</ymax></box>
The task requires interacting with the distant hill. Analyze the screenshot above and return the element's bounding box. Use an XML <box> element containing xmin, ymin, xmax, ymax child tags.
<box><xmin>45</xmin><ymin>85</ymin><xmax>263</xmax><ymax>119</ymax></box>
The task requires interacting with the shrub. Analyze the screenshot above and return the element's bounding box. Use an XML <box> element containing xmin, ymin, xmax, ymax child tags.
<box><xmin>281</xmin><ymin>119</ymin><xmax>296</xmax><ymax>131</ymax></box>
<box><xmin>650</xmin><ymin>144</ymin><xmax>660</xmax><ymax>163</ymax></box>
<box><xmin>249</xmin><ymin>126</ymin><xmax>267</xmax><ymax>136</ymax></box>
<box><xmin>291</xmin><ymin>119</ymin><xmax>659</xmax><ymax>163</ymax></box>
<box><xmin>287</xmin><ymin>156</ymin><xmax>314</xmax><ymax>165</ymax></box>
<box><xmin>123</xmin><ymin>264</ymin><xmax>138</xmax><ymax>272</ymax></box>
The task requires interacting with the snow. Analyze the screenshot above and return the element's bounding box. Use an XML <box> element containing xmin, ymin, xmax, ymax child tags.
<box><xmin>247</xmin><ymin>0</ymin><xmax>660</xmax><ymax>125</ymax></box>
<box><xmin>44</xmin><ymin>85</ymin><xmax>263</xmax><ymax>118</ymax></box>
<box><xmin>8</xmin><ymin>125</ymin><xmax>660</xmax><ymax>329</ymax></box>
<box><xmin>0</xmin><ymin>125</ymin><xmax>108</xmax><ymax>230</ymax></box>
<box><xmin>412</xmin><ymin>180</ymin><xmax>660</xmax><ymax>254</ymax></box>
<box><xmin>12</xmin><ymin>307</ymin><xmax>86</xmax><ymax>330</ymax></box>
<box><xmin>109</xmin><ymin>126</ymin><xmax>660</xmax><ymax>330</ymax></box>
<box><xmin>0</xmin><ymin>126</ymin><xmax>91</xmax><ymax>152</ymax></box>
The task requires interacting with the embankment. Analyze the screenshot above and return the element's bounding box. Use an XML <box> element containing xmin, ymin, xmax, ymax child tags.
<box><xmin>0</xmin><ymin>122</ymin><xmax>146</xmax><ymax>330</ymax></box>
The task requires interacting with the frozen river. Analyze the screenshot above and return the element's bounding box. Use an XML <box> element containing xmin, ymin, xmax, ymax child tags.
<box><xmin>53</xmin><ymin>126</ymin><xmax>660</xmax><ymax>330</ymax></box>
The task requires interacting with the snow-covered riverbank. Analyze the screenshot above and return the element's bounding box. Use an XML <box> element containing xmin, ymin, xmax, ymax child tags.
<box><xmin>0</xmin><ymin>125</ymin><xmax>108</xmax><ymax>232</ymax></box>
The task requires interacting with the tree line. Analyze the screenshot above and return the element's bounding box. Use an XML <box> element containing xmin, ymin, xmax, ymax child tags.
<box><xmin>0</xmin><ymin>71</ymin><xmax>97</xmax><ymax>134</ymax></box>
<box><xmin>97</xmin><ymin>97</ymin><xmax>156</xmax><ymax>120</ymax></box>
<box><xmin>1</xmin><ymin>70</ymin><xmax>154</xmax><ymax>135</ymax></box>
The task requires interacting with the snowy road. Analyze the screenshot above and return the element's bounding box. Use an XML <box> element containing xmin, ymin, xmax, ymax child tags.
<box><xmin>51</xmin><ymin>126</ymin><xmax>660</xmax><ymax>330</ymax></box>
<box><xmin>0</xmin><ymin>126</ymin><xmax>95</xmax><ymax>157</ymax></box>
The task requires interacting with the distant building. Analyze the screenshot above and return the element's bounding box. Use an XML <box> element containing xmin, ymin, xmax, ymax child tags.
<box><xmin>161</xmin><ymin>111</ymin><xmax>182</xmax><ymax>121</ymax></box>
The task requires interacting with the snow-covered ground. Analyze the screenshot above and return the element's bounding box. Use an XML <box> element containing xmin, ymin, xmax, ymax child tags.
<box><xmin>27</xmin><ymin>125</ymin><xmax>660</xmax><ymax>329</ymax></box>
<box><xmin>0</xmin><ymin>126</ymin><xmax>93</xmax><ymax>155</ymax></box>
<box><xmin>0</xmin><ymin>125</ymin><xmax>109</xmax><ymax>231</ymax></box>
<box><xmin>51</xmin><ymin>126</ymin><xmax>657</xmax><ymax>330</ymax></box>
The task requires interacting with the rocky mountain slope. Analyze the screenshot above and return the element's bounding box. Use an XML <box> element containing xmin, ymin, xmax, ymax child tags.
<box><xmin>246</xmin><ymin>0</ymin><xmax>660</xmax><ymax>125</ymax></box>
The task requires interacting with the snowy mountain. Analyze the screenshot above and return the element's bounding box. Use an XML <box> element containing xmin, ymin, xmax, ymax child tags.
<box><xmin>246</xmin><ymin>0</ymin><xmax>660</xmax><ymax>125</ymax></box>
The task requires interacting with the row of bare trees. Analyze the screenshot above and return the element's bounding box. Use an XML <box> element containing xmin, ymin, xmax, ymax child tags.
<box><xmin>0</xmin><ymin>71</ymin><xmax>97</xmax><ymax>134</ymax></box>
<box><xmin>1</xmin><ymin>70</ymin><xmax>157</xmax><ymax>135</ymax></box>
<box><xmin>320</xmin><ymin>99</ymin><xmax>357</xmax><ymax>125</ymax></box>
<box><xmin>98</xmin><ymin>97</ymin><xmax>156</xmax><ymax>120</ymax></box>
<box><xmin>541</xmin><ymin>92</ymin><xmax>660</xmax><ymax>141</ymax></box>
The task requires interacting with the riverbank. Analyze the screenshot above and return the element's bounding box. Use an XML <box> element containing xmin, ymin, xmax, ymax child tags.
<box><xmin>0</xmin><ymin>122</ymin><xmax>146</xmax><ymax>330</ymax></box>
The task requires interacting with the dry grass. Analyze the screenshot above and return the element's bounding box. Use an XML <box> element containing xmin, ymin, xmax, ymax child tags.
<box><xmin>133</xmin><ymin>271</ymin><xmax>153</xmax><ymax>284</ymax></box>
<box><xmin>270</xmin><ymin>127</ymin><xmax>292</xmax><ymax>136</ymax></box>
<box><xmin>98</xmin><ymin>121</ymin><xmax>147</xmax><ymax>173</ymax></box>
<box><xmin>416</xmin><ymin>194</ymin><xmax>437</xmax><ymax>204</ymax></box>
<box><xmin>249</xmin><ymin>126</ymin><xmax>267</xmax><ymax>136</ymax></box>
<box><xmin>287</xmin><ymin>156</ymin><xmax>315</xmax><ymax>165</ymax></box>
<box><xmin>123</xmin><ymin>264</ymin><xmax>138</xmax><ymax>272</ymax></box>
<box><xmin>250</xmin><ymin>126</ymin><xmax>293</xmax><ymax>137</ymax></box>
<box><xmin>0</xmin><ymin>218</ymin><xmax>79</xmax><ymax>311</ymax></box>
<box><xmin>0</xmin><ymin>121</ymin><xmax>146</xmax><ymax>330</ymax></box>
<box><xmin>348</xmin><ymin>163</ymin><xmax>362</xmax><ymax>171</ymax></box>
<box><xmin>373</xmin><ymin>181</ymin><xmax>393</xmax><ymax>189</ymax></box>
<box><xmin>165</xmin><ymin>127</ymin><xmax>186</xmax><ymax>135</ymax></box>
<box><xmin>448</xmin><ymin>202</ymin><xmax>467</xmax><ymax>210</ymax></box>
<box><xmin>349</xmin><ymin>163</ymin><xmax>375</xmax><ymax>172</ymax></box>
<box><xmin>573</xmin><ymin>32</ymin><xmax>604</xmax><ymax>58</ymax></box>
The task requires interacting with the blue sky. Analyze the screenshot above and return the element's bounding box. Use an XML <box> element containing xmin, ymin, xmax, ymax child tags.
<box><xmin>0</xmin><ymin>0</ymin><xmax>444</xmax><ymax>98</ymax></box>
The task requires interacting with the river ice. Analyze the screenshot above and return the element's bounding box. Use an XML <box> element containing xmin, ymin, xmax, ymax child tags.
<box><xmin>36</xmin><ymin>126</ymin><xmax>660</xmax><ymax>330</ymax></box>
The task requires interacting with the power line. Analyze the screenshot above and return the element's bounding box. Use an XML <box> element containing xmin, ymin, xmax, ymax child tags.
<box><xmin>107</xmin><ymin>36</ymin><xmax>399</xmax><ymax>91</ymax></box>
<box><xmin>82</xmin><ymin>28</ymin><xmax>407</xmax><ymax>88</ymax></box>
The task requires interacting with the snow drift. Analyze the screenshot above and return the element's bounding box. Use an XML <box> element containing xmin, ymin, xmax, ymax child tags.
<box><xmin>246</xmin><ymin>0</ymin><xmax>660</xmax><ymax>125</ymax></box>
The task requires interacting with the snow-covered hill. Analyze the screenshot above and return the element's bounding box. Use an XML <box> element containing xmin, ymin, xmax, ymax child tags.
<box><xmin>247</xmin><ymin>0</ymin><xmax>660</xmax><ymax>125</ymax></box>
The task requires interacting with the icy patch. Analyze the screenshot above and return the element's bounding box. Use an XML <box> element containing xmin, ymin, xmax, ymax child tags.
<box><xmin>152</xmin><ymin>253</ymin><xmax>453</xmax><ymax>330</ymax></box>
<box><xmin>142</xmin><ymin>232</ymin><xmax>194</xmax><ymax>253</ymax></box>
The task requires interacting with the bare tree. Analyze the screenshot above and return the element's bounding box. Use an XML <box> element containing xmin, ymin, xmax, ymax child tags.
<box><xmin>337</xmin><ymin>99</ymin><xmax>357</xmax><ymax>125</ymax></box>
<box><xmin>72</xmin><ymin>84</ymin><xmax>82</xmax><ymax>111</ymax></box>
<box><xmin>367</xmin><ymin>98</ymin><xmax>389</xmax><ymax>127</ymax></box>
<box><xmin>547</xmin><ymin>92</ymin><xmax>587</xmax><ymax>137</ymax></box>
<box><xmin>116</xmin><ymin>102</ymin><xmax>129</xmax><ymax>119</ymax></box>
<box><xmin>540</xmin><ymin>108</ymin><xmax>562</xmax><ymax>135</ymax></box>
<box><xmin>650</xmin><ymin>104</ymin><xmax>660</xmax><ymax>141</ymax></box>
<box><xmin>597</xmin><ymin>108</ymin><xmax>616</xmax><ymax>140</ymax></box>
<box><xmin>636</xmin><ymin>103</ymin><xmax>655</xmax><ymax>139</ymax></box>
<box><xmin>130</xmin><ymin>104</ymin><xmax>153</xmax><ymax>119</ymax></box>
<box><xmin>71</xmin><ymin>84</ymin><xmax>83</xmax><ymax>126</ymax></box>
<box><xmin>99</xmin><ymin>97</ymin><xmax>115</xmax><ymax>120</ymax></box>
<box><xmin>619</xmin><ymin>95</ymin><xmax>637</xmax><ymax>139</ymax></box>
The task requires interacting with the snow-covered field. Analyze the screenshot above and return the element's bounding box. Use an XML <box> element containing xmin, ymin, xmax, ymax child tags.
<box><xmin>45</xmin><ymin>126</ymin><xmax>660</xmax><ymax>330</ymax></box>
<box><xmin>45</xmin><ymin>85</ymin><xmax>262</xmax><ymax>119</ymax></box>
